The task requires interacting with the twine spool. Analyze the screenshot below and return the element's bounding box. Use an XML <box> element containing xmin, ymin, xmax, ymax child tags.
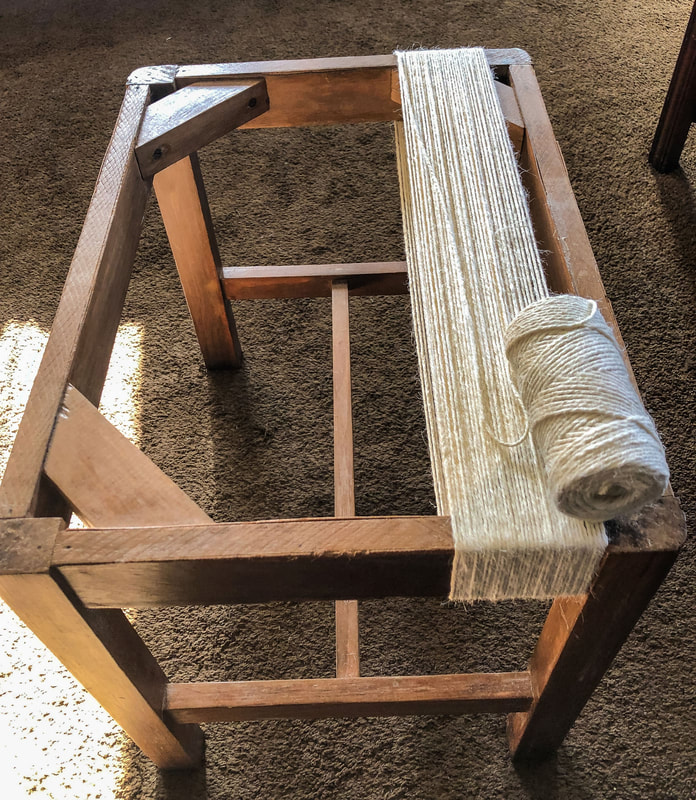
<box><xmin>505</xmin><ymin>295</ymin><xmax>669</xmax><ymax>521</ymax></box>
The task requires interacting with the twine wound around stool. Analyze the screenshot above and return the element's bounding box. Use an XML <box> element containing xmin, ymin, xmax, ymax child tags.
<box><xmin>505</xmin><ymin>295</ymin><xmax>669</xmax><ymax>521</ymax></box>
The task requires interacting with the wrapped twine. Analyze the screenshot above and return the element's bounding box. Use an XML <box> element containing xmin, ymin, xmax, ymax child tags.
<box><xmin>505</xmin><ymin>295</ymin><xmax>669</xmax><ymax>522</ymax></box>
<box><xmin>396</xmin><ymin>47</ymin><xmax>669</xmax><ymax>601</ymax></box>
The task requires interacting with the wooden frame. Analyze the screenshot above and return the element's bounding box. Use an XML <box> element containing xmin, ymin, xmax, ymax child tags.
<box><xmin>0</xmin><ymin>51</ymin><xmax>685</xmax><ymax>769</ymax></box>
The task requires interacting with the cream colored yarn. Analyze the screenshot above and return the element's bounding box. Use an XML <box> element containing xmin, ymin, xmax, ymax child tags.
<box><xmin>395</xmin><ymin>46</ymin><xmax>608</xmax><ymax>601</ymax></box>
<box><xmin>505</xmin><ymin>295</ymin><xmax>669</xmax><ymax>521</ymax></box>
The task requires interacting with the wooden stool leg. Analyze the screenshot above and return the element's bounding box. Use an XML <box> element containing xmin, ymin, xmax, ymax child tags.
<box><xmin>0</xmin><ymin>518</ymin><xmax>203</xmax><ymax>769</ymax></box>
<box><xmin>650</xmin><ymin>0</ymin><xmax>696</xmax><ymax>172</ymax></box>
<box><xmin>508</xmin><ymin>526</ymin><xmax>682</xmax><ymax>759</ymax></box>
<box><xmin>154</xmin><ymin>153</ymin><xmax>242</xmax><ymax>368</ymax></box>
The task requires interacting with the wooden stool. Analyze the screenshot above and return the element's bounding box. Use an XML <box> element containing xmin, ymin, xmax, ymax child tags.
<box><xmin>0</xmin><ymin>51</ymin><xmax>685</xmax><ymax>769</ymax></box>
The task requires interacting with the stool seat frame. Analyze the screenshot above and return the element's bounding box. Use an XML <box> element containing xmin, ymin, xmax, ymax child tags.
<box><xmin>0</xmin><ymin>51</ymin><xmax>685</xmax><ymax>769</ymax></box>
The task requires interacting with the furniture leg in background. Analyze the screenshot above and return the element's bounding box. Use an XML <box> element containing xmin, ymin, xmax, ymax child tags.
<box><xmin>650</xmin><ymin>1</ymin><xmax>696</xmax><ymax>172</ymax></box>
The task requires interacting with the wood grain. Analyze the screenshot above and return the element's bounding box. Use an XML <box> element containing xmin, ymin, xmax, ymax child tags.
<box><xmin>174</xmin><ymin>51</ymin><xmax>532</xmax><ymax>86</ymax></box>
<box><xmin>510</xmin><ymin>65</ymin><xmax>621</xmax><ymax>336</ymax></box>
<box><xmin>508</xmin><ymin>546</ymin><xmax>685</xmax><ymax>759</ymax></box>
<box><xmin>0</xmin><ymin>84</ymin><xmax>151</xmax><ymax>519</ymax></box>
<box><xmin>0</xmin><ymin>516</ymin><xmax>203</xmax><ymax>768</ymax></box>
<box><xmin>166</xmin><ymin>672</ymin><xmax>534</xmax><ymax>723</ymax></box>
<box><xmin>332</xmin><ymin>281</ymin><xmax>360</xmax><ymax>678</ymax></box>
<box><xmin>174</xmin><ymin>54</ymin><xmax>525</xmax><ymax>141</ymax></box>
<box><xmin>53</xmin><ymin>515</ymin><xmax>454</xmax><ymax>607</ymax></box>
<box><xmin>222</xmin><ymin>261</ymin><xmax>408</xmax><ymax>300</ymax></box>
<box><xmin>44</xmin><ymin>384</ymin><xmax>212</xmax><ymax>527</ymax></box>
<box><xmin>508</xmin><ymin>64</ymin><xmax>686</xmax><ymax>758</ymax></box>
<box><xmin>154</xmin><ymin>153</ymin><xmax>242</xmax><ymax>368</ymax></box>
<box><xmin>136</xmin><ymin>80</ymin><xmax>269</xmax><ymax>176</ymax></box>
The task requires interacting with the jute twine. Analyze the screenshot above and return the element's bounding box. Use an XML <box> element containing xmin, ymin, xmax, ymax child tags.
<box><xmin>395</xmin><ymin>47</ymin><xmax>608</xmax><ymax>601</ymax></box>
<box><xmin>505</xmin><ymin>295</ymin><xmax>669</xmax><ymax>521</ymax></box>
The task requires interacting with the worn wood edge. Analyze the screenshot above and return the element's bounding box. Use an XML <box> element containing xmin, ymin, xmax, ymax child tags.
<box><xmin>52</xmin><ymin>516</ymin><xmax>454</xmax><ymax>565</ymax></box>
<box><xmin>166</xmin><ymin>672</ymin><xmax>534</xmax><ymax>723</ymax></box>
<box><xmin>128</xmin><ymin>65</ymin><xmax>178</xmax><ymax>86</ymax></box>
<box><xmin>605</xmin><ymin>496</ymin><xmax>687</xmax><ymax>552</ymax></box>
<box><xmin>223</xmin><ymin>261</ymin><xmax>407</xmax><ymax>280</ymax></box>
<box><xmin>0</xmin><ymin>517</ymin><xmax>65</xmax><ymax>574</ymax></box>
<box><xmin>175</xmin><ymin>50</ymin><xmax>532</xmax><ymax>84</ymax></box>
<box><xmin>51</xmin><ymin>503</ymin><xmax>683</xmax><ymax>566</ymax></box>
<box><xmin>52</xmin><ymin>515</ymin><xmax>454</xmax><ymax>606</ymax></box>
<box><xmin>0</xmin><ymin>84</ymin><xmax>151</xmax><ymax>520</ymax></box>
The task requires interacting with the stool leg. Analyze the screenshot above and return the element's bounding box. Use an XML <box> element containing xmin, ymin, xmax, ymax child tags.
<box><xmin>650</xmin><ymin>0</ymin><xmax>696</xmax><ymax>172</ymax></box>
<box><xmin>154</xmin><ymin>153</ymin><xmax>242</xmax><ymax>368</ymax></box>
<box><xmin>0</xmin><ymin>518</ymin><xmax>203</xmax><ymax>769</ymax></box>
<box><xmin>508</xmin><ymin>546</ymin><xmax>681</xmax><ymax>760</ymax></box>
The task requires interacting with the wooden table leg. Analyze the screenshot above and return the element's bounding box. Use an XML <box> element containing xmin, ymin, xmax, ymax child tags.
<box><xmin>154</xmin><ymin>153</ymin><xmax>242</xmax><ymax>368</ymax></box>
<box><xmin>650</xmin><ymin>0</ymin><xmax>696</xmax><ymax>172</ymax></box>
<box><xmin>0</xmin><ymin>518</ymin><xmax>203</xmax><ymax>769</ymax></box>
<box><xmin>508</xmin><ymin>501</ymin><xmax>686</xmax><ymax>759</ymax></box>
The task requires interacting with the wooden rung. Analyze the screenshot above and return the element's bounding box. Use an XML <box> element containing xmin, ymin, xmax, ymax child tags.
<box><xmin>222</xmin><ymin>261</ymin><xmax>408</xmax><ymax>299</ymax></box>
<box><xmin>332</xmin><ymin>280</ymin><xmax>360</xmax><ymax>678</ymax></box>
<box><xmin>53</xmin><ymin>516</ymin><xmax>453</xmax><ymax>607</ymax></box>
<box><xmin>165</xmin><ymin>672</ymin><xmax>534</xmax><ymax>723</ymax></box>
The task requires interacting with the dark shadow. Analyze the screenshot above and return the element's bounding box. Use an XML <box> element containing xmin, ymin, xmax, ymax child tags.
<box><xmin>652</xmin><ymin>165</ymin><xmax>696</xmax><ymax>298</ymax></box>
<box><xmin>156</xmin><ymin>764</ymin><xmax>209</xmax><ymax>799</ymax></box>
<box><xmin>514</xmin><ymin>754</ymin><xmax>563</xmax><ymax>800</ymax></box>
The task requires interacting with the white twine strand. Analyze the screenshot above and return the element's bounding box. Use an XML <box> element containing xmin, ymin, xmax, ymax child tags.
<box><xmin>396</xmin><ymin>47</ymin><xmax>609</xmax><ymax>601</ymax></box>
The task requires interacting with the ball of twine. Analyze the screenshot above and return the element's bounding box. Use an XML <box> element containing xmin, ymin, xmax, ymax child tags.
<box><xmin>504</xmin><ymin>295</ymin><xmax>669</xmax><ymax>522</ymax></box>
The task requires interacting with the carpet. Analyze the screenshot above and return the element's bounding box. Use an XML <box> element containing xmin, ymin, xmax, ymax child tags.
<box><xmin>0</xmin><ymin>0</ymin><xmax>694</xmax><ymax>797</ymax></box>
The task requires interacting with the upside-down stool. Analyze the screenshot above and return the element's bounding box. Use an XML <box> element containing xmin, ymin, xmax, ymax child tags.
<box><xmin>0</xmin><ymin>50</ymin><xmax>686</xmax><ymax>768</ymax></box>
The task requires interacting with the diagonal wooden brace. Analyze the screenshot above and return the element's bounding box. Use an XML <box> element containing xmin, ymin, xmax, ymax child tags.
<box><xmin>45</xmin><ymin>384</ymin><xmax>212</xmax><ymax>527</ymax></box>
<box><xmin>135</xmin><ymin>80</ymin><xmax>269</xmax><ymax>177</ymax></box>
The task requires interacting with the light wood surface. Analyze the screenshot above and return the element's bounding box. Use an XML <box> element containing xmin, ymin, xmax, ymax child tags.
<box><xmin>166</xmin><ymin>672</ymin><xmax>534</xmax><ymax>723</ymax></box>
<box><xmin>154</xmin><ymin>153</ymin><xmax>242</xmax><ymax>367</ymax></box>
<box><xmin>44</xmin><ymin>384</ymin><xmax>211</xmax><ymax>527</ymax></box>
<box><xmin>136</xmin><ymin>80</ymin><xmax>269</xmax><ymax>176</ymax></box>
<box><xmin>332</xmin><ymin>281</ymin><xmax>360</xmax><ymax>678</ymax></box>
<box><xmin>0</xmin><ymin>84</ymin><xmax>151</xmax><ymax>520</ymax></box>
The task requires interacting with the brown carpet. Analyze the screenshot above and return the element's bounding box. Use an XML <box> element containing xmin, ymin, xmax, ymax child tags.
<box><xmin>1</xmin><ymin>0</ymin><xmax>695</xmax><ymax>797</ymax></box>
